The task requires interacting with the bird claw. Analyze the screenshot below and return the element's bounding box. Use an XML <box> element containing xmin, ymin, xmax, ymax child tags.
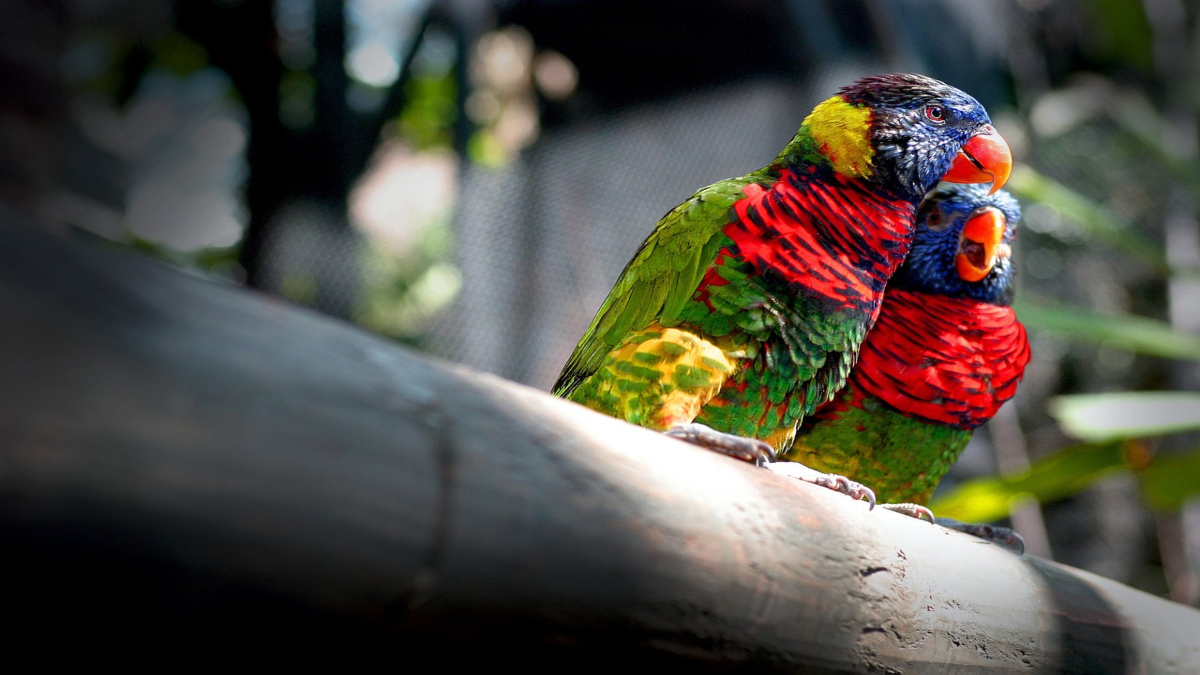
<box><xmin>880</xmin><ymin>502</ymin><xmax>936</xmax><ymax>523</ymax></box>
<box><xmin>811</xmin><ymin>473</ymin><xmax>877</xmax><ymax>510</ymax></box>
<box><xmin>935</xmin><ymin>517</ymin><xmax>1026</xmax><ymax>554</ymax></box>
<box><xmin>763</xmin><ymin>461</ymin><xmax>877</xmax><ymax>508</ymax></box>
<box><xmin>663</xmin><ymin>423</ymin><xmax>775</xmax><ymax>465</ymax></box>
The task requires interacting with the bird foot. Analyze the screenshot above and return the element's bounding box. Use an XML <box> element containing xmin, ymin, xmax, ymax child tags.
<box><xmin>663</xmin><ymin>423</ymin><xmax>774</xmax><ymax>465</ymax></box>
<box><xmin>935</xmin><ymin>517</ymin><xmax>1025</xmax><ymax>554</ymax></box>
<box><xmin>880</xmin><ymin>502</ymin><xmax>936</xmax><ymax>523</ymax></box>
<box><xmin>762</xmin><ymin>461</ymin><xmax>876</xmax><ymax>509</ymax></box>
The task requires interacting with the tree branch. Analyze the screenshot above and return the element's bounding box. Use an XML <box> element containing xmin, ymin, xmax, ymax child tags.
<box><xmin>2</xmin><ymin>210</ymin><xmax>1198</xmax><ymax>671</ymax></box>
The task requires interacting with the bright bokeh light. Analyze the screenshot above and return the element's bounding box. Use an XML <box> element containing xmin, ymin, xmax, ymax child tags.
<box><xmin>351</xmin><ymin>142</ymin><xmax>456</xmax><ymax>253</ymax></box>
<box><xmin>533</xmin><ymin>50</ymin><xmax>578</xmax><ymax>100</ymax></box>
<box><xmin>348</xmin><ymin>41</ymin><xmax>400</xmax><ymax>87</ymax></box>
<box><xmin>474</xmin><ymin>28</ymin><xmax>532</xmax><ymax>91</ymax></box>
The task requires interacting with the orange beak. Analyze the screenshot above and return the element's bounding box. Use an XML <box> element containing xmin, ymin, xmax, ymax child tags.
<box><xmin>955</xmin><ymin>206</ymin><xmax>1009</xmax><ymax>282</ymax></box>
<box><xmin>941</xmin><ymin>125</ymin><xmax>1013</xmax><ymax>194</ymax></box>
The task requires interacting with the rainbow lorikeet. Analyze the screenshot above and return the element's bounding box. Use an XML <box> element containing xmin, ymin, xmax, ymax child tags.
<box><xmin>783</xmin><ymin>183</ymin><xmax>1030</xmax><ymax>546</ymax></box>
<box><xmin>552</xmin><ymin>73</ymin><xmax>1012</xmax><ymax>504</ymax></box>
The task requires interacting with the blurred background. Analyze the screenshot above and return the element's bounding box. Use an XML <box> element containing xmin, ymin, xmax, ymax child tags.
<box><xmin>6</xmin><ymin>0</ymin><xmax>1200</xmax><ymax>605</ymax></box>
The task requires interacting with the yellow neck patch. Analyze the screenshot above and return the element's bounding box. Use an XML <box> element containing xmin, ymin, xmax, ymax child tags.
<box><xmin>803</xmin><ymin>96</ymin><xmax>875</xmax><ymax>179</ymax></box>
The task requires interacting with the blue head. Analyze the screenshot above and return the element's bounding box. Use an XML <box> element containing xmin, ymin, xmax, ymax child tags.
<box><xmin>836</xmin><ymin>73</ymin><xmax>1011</xmax><ymax>201</ymax></box>
<box><xmin>889</xmin><ymin>183</ymin><xmax>1020</xmax><ymax>304</ymax></box>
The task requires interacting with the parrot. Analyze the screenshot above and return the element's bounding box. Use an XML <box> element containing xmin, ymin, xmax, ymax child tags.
<box><xmin>782</xmin><ymin>183</ymin><xmax>1030</xmax><ymax>547</ymax></box>
<box><xmin>552</xmin><ymin>73</ymin><xmax>1012</xmax><ymax>505</ymax></box>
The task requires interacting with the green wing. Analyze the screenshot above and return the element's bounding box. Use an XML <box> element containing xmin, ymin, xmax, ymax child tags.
<box><xmin>553</xmin><ymin>172</ymin><xmax>773</xmax><ymax>398</ymax></box>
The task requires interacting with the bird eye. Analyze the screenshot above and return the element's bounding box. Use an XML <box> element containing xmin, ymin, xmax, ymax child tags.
<box><xmin>925</xmin><ymin>105</ymin><xmax>946</xmax><ymax>123</ymax></box>
<box><xmin>924</xmin><ymin>208</ymin><xmax>950</xmax><ymax>231</ymax></box>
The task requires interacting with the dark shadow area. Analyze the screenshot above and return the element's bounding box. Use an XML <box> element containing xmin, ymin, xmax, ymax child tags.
<box><xmin>1023</xmin><ymin>556</ymin><xmax>1137</xmax><ymax>673</ymax></box>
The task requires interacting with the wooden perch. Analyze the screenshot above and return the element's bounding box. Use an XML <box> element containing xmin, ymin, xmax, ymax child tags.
<box><xmin>3</xmin><ymin>209</ymin><xmax>1199</xmax><ymax>672</ymax></box>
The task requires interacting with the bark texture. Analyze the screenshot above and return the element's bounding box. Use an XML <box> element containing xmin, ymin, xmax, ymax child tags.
<box><xmin>2</xmin><ymin>210</ymin><xmax>1198</xmax><ymax>672</ymax></box>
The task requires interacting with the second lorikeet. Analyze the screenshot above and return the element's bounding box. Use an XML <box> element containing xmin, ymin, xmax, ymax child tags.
<box><xmin>782</xmin><ymin>183</ymin><xmax>1030</xmax><ymax>544</ymax></box>
<box><xmin>553</xmin><ymin>73</ymin><xmax>1012</xmax><ymax>504</ymax></box>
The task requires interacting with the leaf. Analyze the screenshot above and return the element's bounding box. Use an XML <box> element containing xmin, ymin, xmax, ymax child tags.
<box><xmin>1007</xmin><ymin>164</ymin><xmax>1175</xmax><ymax>275</ymax></box>
<box><xmin>1105</xmin><ymin>88</ymin><xmax>1200</xmax><ymax>206</ymax></box>
<box><xmin>928</xmin><ymin>441</ymin><xmax>1128</xmax><ymax>523</ymax></box>
<box><xmin>1088</xmin><ymin>0</ymin><xmax>1154</xmax><ymax>71</ymax></box>
<box><xmin>1139</xmin><ymin>446</ymin><xmax>1200</xmax><ymax>511</ymax></box>
<box><xmin>1014</xmin><ymin>300</ymin><xmax>1200</xmax><ymax>362</ymax></box>
<box><xmin>1050</xmin><ymin>391</ymin><xmax>1200</xmax><ymax>442</ymax></box>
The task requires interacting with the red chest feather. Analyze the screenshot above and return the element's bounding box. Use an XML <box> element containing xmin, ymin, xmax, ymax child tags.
<box><xmin>723</xmin><ymin>170</ymin><xmax>914</xmax><ymax>312</ymax></box>
<box><xmin>848</xmin><ymin>290</ymin><xmax>1031</xmax><ymax>429</ymax></box>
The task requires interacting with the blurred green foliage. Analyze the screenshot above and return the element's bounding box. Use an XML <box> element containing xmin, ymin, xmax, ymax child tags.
<box><xmin>1008</xmin><ymin>165</ymin><xmax>1174</xmax><ymax>275</ymax></box>
<box><xmin>356</xmin><ymin>29</ymin><xmax>465</xmax><ymax>345</ymax></box>
<box><xmin>82</xmin><ymin>15</ymin><xmax>465</xmax><ymax>351</ymax></box>
<box><xmin>1052</xmin><ymin>392</ymin><xmax>1200</xmax><ymax>442</ymax></box>
<box><xmin>353</xmin><ymin>213</ymin><xmax>460</xmax><ymax>346</ymax></box>
<box><xmin>932</xmin><ymin>390</ymin><xmax>1200</xmax><ymax>520</ymax></box>
<box><xmin>467</xmin><ymin>130</ymin><xmax>512</xmax><ymax>168</ymax></box>
<box><xmin>1142</xmin><ymin>447</ymin><xmax>1200</xmax><ymax>511</ymax></box>
<box><xmin>931</xmin><ymin>440</ymin><xmax>1131</xmax><ymax>523</ymax></box>
<box><xmin>398</xmin><ymin>69</ymin><xmax>457</xmax><ymax>151</ymax></box>
<box><xmin>1014</xmin><ymin>301</ymin><xmax>1200</xmax><ymax>362</ymax></box>
<box><xmin>153</xmin><ymin>31</ymin><xmax>211</xmax><ymax>77</ymax></box>
<box><xmin>1089</xmin><ymin>0</ymin><xmax>1154</xmax><ymax>71</ymax></box>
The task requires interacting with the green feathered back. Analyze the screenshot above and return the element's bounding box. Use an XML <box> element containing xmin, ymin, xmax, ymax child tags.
<box><xmin>552</xmin><ymin>170</ymin><xmax>775</xmax><ymax>398</ymax></box>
